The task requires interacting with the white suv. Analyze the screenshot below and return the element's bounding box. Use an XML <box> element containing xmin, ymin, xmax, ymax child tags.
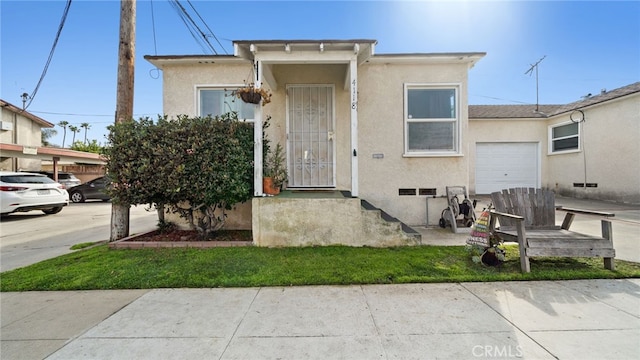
<box><xmin>0</xmin><ymin>172</ymin><xmax>69</xmax><ymax>216</ymax></box>
<box><xmin>34</xmin><ymin>171</ymin><xmax>81</xmax><ymax>189</ymax></box>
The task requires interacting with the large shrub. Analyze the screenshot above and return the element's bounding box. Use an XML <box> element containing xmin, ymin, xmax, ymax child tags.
<box><xmin>104</xmin><ymin>113</ymin><xmax>254</xmax><ymax>238</ymax></box>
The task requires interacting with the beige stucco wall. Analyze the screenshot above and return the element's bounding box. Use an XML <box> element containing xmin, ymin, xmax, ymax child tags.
<box><xmin>467</xmin><ymin>118</ymin><xmax>547</xmax><ymax>194</ymax></box>
<box><xmin>165</xmin><ymin>201</ymin><xmax>252</xmax><ymax>231</ymax></box>
<box><xmin>0</xmin><ymin>106</ymin><xmax>44</xmax><ymax>171</ymax></box>
<box><xmin>158</xmin><ymin>62</ymin><xmax>257</xmax><ymax>229</ymax></box>
<box><xmin>252</xmin><ymin>196</ymin><xmax>420</xmax><ymax>247</ymax></box>
<box><xmin>161</xmin><ymin>62</ymin><xmax>254</xmax><ymax>117</ymax></box>
<box><xmin>357</xmin><ymin>62</ymin><xmax>471</xmax><ymax>226</ymax></box>
<box><xmin>546</xmin><ymin>94</ymin><xmax>640</xmax><ymax>204</ymax></box>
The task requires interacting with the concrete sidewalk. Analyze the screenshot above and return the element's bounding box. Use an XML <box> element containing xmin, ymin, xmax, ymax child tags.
<box><xmin>2</xmin><ymin>195</ymin><xmax>638</xmax><ymax>359</ymax></box>
<box><xmin>2</xmin><ymin>280</ymin><xmax>639</xmax><ymax>359</ymax></box>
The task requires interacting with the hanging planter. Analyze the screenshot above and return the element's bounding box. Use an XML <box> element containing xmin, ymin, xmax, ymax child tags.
<box><xmin>234</xmin><ymin>83</ymin><xmax>272</xmax><ymax>106</ymax></box>
<box><xmin>240</xmin><ymin>90</ymin><xmax>262</xmax><ymax>104</ymax></box>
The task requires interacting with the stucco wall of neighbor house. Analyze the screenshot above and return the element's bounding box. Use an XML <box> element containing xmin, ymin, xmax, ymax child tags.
<box><xmin>546</xmin><ymin>94</ymin><xmax>640</xmax><ymax>204</ymax></box>
<box><xmin>356</xmin><ymin>62</ymin><xmax>471</xmax><ymax>226</ymax></box>
<box><xmin>0</xmin><ymin>106</ymin><xmax>43</xmax><ymax>170</ymax></box>
<box><xmin>467</xmin><ymin>118</ymin><xmax>547</xmax><ymax>194</ymax></box>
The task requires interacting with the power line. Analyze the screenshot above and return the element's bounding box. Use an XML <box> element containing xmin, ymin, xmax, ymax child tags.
<box><xmin>169</xmin><ymin>0</ymin><xmax>209</xmax><ymax>53</ymax></box>
<box><xmin>186</xmin><ymin>0</ymin><xmax>228</xmax><ymax>55</ymax></box>
<box><xmin>168</xmin><ymin>0</ymin><xmax>222</xmax><ymax>55</ymax></box>
<box><xmin>30</xmin><ymin>109</ymin><xmax>159</xmax><ymax>119</ymax></box>
<box><xmin>470</xmin><ymin>94</ymin><xmax>530</xmax><ymax>104</ymax></box>
<box><xmin>150</xmin><ymin>0</ymin><xmax>159</xmax><ymax>56</ymax></box>
<box><xmin>23</xmin><ymin>0</ymin><xmax>73</xmax><ymax>110</ymax></box>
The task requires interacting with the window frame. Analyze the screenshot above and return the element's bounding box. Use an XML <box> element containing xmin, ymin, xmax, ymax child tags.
<box><xmin>196</xmin><ymin>85</ymin><xmax>256</xmax><ymax>122</ymax></box>
<box><xmin>548</xmin><ymin>121</ymin><xmax>581</xmax><ymax>154</ymax></box>
<box><xmin>403</xmin><ymin>83</ymin><xmax>462</xmax><ymax>157</ymax></box>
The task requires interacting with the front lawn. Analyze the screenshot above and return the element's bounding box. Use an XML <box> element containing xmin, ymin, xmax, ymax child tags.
<box><xmin>1</xmin><ymin>244</ymin><xmax>639</xmax><ymax>291</ymax></box>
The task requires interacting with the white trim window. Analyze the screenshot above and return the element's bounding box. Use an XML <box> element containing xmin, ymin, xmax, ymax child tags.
<box><xmin>549</xmin><ymin>121</ymin><xmax>580</xmax><ymax>154</ymax></box>
<box><xmin>404</xmin><ymin>84</ymin><xmax>460</xmax><ymax>156</ymax></box>
<box><xmin>197</xmin><ymin>87</ymin><xmax>255</xmax><ymax>121</ymax></box>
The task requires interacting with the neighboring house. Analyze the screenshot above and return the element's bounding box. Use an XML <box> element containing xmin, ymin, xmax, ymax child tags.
<box><xmin>469</xmin><ymin>82</ymin><xmax>640</xmax><ymax>205</ymax></box>
<box><xmin>0</xmin><ymin>99</ymin><xmax>54</xmax><ymax>170</ymax></box>
<box><xmin>145</xmin><ymin>39</ymin><xmax>638</xmax><ymax>245</ymax></box>
<box><xmin>0</xmin><ymin>98</ymin><xmax>106</xmax><ymax>175</ymax></box>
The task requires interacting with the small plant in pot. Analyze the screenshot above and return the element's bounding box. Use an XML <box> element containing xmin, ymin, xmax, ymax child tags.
<box><xmin>263</xmin><ymin>142</ymin><xmax>287</xmax><ymax>195</ymax></box>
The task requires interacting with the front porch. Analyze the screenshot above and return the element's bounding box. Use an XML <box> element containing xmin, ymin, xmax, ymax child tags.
<box><xmin>252</xmin><ymin>190</ymin><xmax>421</xmax><ymax>247</ymax></box>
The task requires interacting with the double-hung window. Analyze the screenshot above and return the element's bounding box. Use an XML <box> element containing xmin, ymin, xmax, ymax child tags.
<box><xmin>549</xmin><ymin>122</ymin><xmax>580</xmax><ymax>153</ymax></box>
<box><xmin>198</xmin><ymin>87</ymin><xmax>255</xmax><ymax>121</ymax></box>
<box><xmin>404</xmin><ymin>84</ymin><xmax>460</xmax><ymax>156</ymax></box>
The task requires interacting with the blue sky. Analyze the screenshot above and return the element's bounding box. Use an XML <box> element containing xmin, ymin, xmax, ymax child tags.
<box><xmin>2</xmin><ymin>0</ymin><xmax>639</xmax><ymax>147</ymax></box>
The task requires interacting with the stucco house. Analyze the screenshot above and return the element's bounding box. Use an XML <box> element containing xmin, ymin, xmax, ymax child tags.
<box><xmin>146</xmin><ymin>39</ymin><xmax>486</xmax><ymax>246</ymax></box>
<box><xmin>0</xmin><ymin>99</ymin><xmax>55</xmax><ymax>171</ymax></box>
<box><xmin>0</xmin><ymin>99</ymin><xmax>106</xmax><ymax>177</ymax></box>
<box><xmin>469</xmin><ymin>82</ymin><xmax>640</xmax><ymax>205</ymax></box>
<box><xmin>145</xmin><ymin>39</ymin><xmax>638</xmax><ymax>246</ymax></box>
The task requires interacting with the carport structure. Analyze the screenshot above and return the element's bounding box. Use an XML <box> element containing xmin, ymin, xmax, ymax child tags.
<box><xmin>0</xmin><ymin>143</ymin><xmax>105</xmax><ymax>181</ymax></box>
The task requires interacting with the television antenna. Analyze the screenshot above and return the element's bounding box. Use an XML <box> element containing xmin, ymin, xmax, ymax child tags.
<box><xmin>525</xmin><ymin>55</ymin><xmax>546</xmax><ymax>112</ymax></box>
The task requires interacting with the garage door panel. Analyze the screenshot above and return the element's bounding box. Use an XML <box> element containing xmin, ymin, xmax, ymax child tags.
<box><xmin>476</xmin><ymin>143</ymin><xmax>539</xmax><ymax>194</ymax></box>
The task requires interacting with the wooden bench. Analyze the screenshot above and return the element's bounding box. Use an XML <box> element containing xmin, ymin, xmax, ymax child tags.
<box><xmin>488</xmin><ymin>188</ymin><xmax>615</xmax><ymax>273</ymax></box>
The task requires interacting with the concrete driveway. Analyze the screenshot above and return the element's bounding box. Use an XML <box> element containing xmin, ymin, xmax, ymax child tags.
<box><xmin>418</xmin><ymin>195</ymin><xmax>640</xmax><ymax>263</ymax></box>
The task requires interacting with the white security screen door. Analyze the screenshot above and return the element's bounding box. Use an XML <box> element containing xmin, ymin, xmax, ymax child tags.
<box><xmin>287</xmin><ymin>85</ymin><xmax>335</xmax><ymax>187</ymax></box>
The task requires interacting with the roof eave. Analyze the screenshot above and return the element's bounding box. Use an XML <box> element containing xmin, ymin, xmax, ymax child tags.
<box><xmin>0</xmin><ymin>99</ymin><xmax>54</xmax><ymax>128</ymax></box>
<box><xmin>144</xmin><ymin>55</ymin><xmax>246</xmax><ymax>68</ymax></box>
<box><xmin>368</xmin><ymin>52</ymin><xmax>486</xmax><ymax>67</ymax></box>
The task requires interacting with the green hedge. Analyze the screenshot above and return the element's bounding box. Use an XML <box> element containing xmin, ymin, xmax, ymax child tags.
<box><xmin>104</xmin><ymin>113</ymin><xmax>254</xmax><ymax>238</ymax></box>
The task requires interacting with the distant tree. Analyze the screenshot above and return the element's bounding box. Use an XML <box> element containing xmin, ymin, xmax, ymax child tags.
<box><xmin>70</xmin><ymin>139</ymin><xmax>103</xmax><ymax>154</ymax></box>
<box><xmin>57</xmin><ymin>121</ymin><xmax>69</xmax><ymax>147</ymax></box>
<box><xmin>80</xmin><ymin>122</ymin><xmax>91</xmax><ymax>144</ymax></box>
<box><xmin>41</xmin><ymin>128</ymin><xmax>58</xmax><ymax>147</ymax></box>
<box><xmin>69</xmin><ymin>125</ymin><xmax>80</xmax><ymax>144</ymax></box>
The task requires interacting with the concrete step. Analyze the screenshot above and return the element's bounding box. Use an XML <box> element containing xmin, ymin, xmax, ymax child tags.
<box><xmin>361</xmin><ymin>199</ymin><xmax>422</xmax><ymax>243</ymax></box>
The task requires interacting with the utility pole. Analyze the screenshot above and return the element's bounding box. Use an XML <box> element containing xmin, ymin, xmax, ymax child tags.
<box><xmin>111</xmin><ymin>0</ymin><xmax>136</xmax><ymax>241</ymax></box>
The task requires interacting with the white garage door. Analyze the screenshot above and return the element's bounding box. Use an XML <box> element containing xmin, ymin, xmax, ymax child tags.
<box><xmin>475</xmin><ymin>142</ymin><xmax>540</xmax><ymax>194</ymax></box>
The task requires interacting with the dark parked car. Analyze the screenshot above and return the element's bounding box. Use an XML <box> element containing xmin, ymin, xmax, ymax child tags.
<box><xmin>68</xmin><ymin>176</ymin><xmax>110</xmax><ymax>203</ymax></box>
<box><xmin>31</xmin><ymin>171</ymin><xmax>81</xmax><ymax>189</ymax></box>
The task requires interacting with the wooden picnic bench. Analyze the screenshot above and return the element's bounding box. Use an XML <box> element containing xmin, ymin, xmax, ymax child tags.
<box><xmin>488</xmin><ymin>188</ymin><xmax>615</xmax><ymax>273</ymax></box>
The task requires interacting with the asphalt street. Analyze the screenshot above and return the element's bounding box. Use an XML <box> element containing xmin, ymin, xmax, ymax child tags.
<box><xmin>0</xmin><ymin>202</ymin><xmax>158</xmax><ymax>272</ymax></box>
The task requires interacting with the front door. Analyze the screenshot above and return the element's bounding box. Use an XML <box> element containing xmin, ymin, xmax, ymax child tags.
<box><xmin>287</xmin><ymin>85</ymin><xmax>335</xmax><ymax>188</ymax></box>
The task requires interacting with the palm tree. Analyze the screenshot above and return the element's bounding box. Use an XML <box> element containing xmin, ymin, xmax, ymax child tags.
<box><xmin>80</xmin><ymin>122</ymin><xmax>91</xmax><ymax>144</ymax></box>
<box><xmin>69</xmin><ymin>125</ymin><xmax>79</xmax><ymax>145</ymax></box>
<box><xmin>41</xmin><ymin>128</ymin><xmax>58</xmax><ymax>147</ymax></box>
<box><xmin>57</xmin><ymin>121</ymin><xmax>69</xmax><ymax>147</ymax></box>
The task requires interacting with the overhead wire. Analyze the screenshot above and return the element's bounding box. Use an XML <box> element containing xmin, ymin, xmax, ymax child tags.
<box><xmin>168</xmin><ymin>0</ymin><xmax>221</xmax><ymax>54</ymax></box>
<box><xmin>168</xmin><ymin>0</ymin><xmax>207</xmax><ymax>53</ymax></box>
<box><xmin>186</xmin><ymin>0</ymin><xmax>228</xmax><ymax>54</ymax></box>
<box><xmin>23</xmin><ymin>0</ymin><xmax>73</xmax><ymax>110</ymax></box>
<box><xmin>149</xmin><ymin>0</ymin><xmax>161</xmax><ymax>79</ymax></box>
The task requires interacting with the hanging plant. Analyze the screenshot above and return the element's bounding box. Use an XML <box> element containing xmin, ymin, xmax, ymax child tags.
<box><xmin>233</xmin><ymin>82</ymin><xmax>272</xmax><ymax>106</ymax></box>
